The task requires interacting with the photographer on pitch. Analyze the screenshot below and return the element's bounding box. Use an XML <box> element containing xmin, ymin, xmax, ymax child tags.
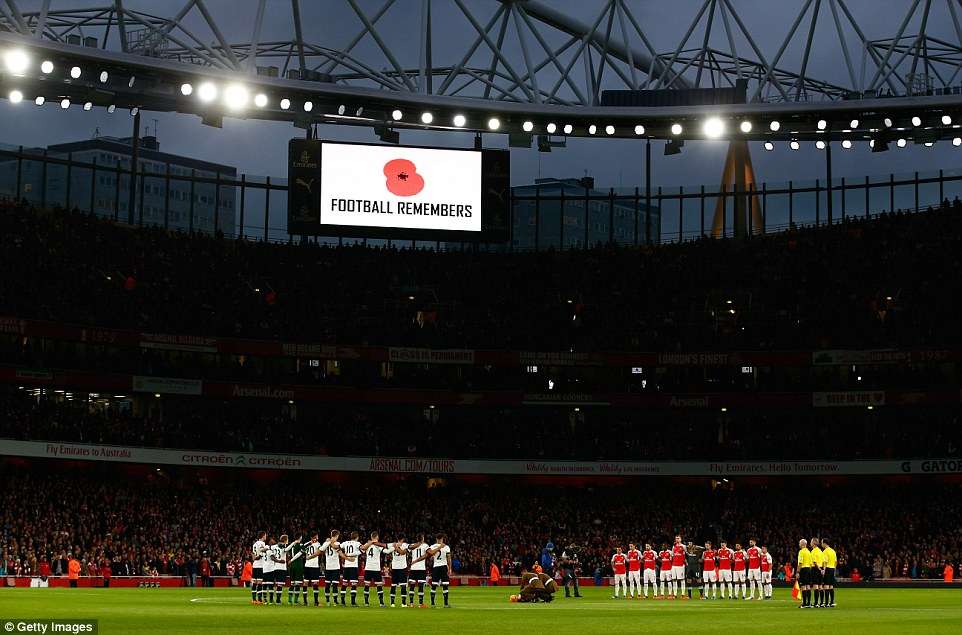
<box><xmin>560</xmin><ymin>543</ymin><xmax>582</xmax><ymax>598</ymax></box>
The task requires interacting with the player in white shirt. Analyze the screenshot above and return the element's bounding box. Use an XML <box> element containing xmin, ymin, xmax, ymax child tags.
<box><xmin>411</xmin><ymin>533</ymin><xmax>453</xmax><ymax>608</ymax></box>
<box><xmin>360</xmin><ymin>531</ymin><xmax>387</xmax><ymax>607</ymax></box>
<box><xmin>321</xmin><ymin>530</ymin><xmax>343</xmax><ymax>605</ymax></box>
<box><xmin>385</xmin><ymin>536</ymin><xmax>410</xmax><ymax>607</ymax></box>
<box><xmin>271</xmin><ymin>534</ymin><xmax>290</xmax><ymax>605</ymax></box>
<box><xmin>262</xmin><ymin>536</ymin><xmax>277</xmax><ymax>604</ymax></box>
<box><xmin>407</xmin><ymin>534</ymin><xmax>429</xmax><ymax>607</ymax></box>
<box><xmin>303</xmin><ymin>532</ymin><xmax>323</xmax><ymax>606</ymax></box>
<box><xmin>339</xmin><ymin>531</ymin><xmax>362</xmax><ymax>606</ymax></box>
<box><xmin>251</xmin><ymin>531</ymin><xmax>268</xmax><ymax>605</ymax></box>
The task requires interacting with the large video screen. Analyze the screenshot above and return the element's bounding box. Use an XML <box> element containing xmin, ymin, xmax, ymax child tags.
<box><xmin>288</xmin><ymin>140</ymin><xmax>509</xmax><ymax>241</ymax></box>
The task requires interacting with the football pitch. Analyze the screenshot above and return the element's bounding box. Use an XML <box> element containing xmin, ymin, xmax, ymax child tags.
<box><xmin>1</xmin><ymin>587</ymin><xmax>960</xmax><ymax>634</ymax></box>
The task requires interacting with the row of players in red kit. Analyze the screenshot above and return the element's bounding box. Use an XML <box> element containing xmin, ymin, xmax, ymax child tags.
<box><xmin>609</xmin><ymin>536</ymin><xmax>774</xmax><ymax>601</ymax></box>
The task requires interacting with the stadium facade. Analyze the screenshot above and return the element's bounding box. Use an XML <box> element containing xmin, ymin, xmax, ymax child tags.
<box><xmin>511</xmin><ymin>177</ymin><xmax>661</xmax><ymax>249</ymax></box>
<box><xmin>0</xmin><ymin>137</ymin><xmax>236</xmax><ymax>235</ymax></box>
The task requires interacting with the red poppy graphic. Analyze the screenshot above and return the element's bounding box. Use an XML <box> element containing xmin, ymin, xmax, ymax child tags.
<box><xmin>383</xmin><ymin>158</ymin><xmax>424</xmax><ymax>196</ymax></box>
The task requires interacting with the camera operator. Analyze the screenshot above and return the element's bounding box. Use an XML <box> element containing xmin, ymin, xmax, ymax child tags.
<box><xmin>560</xmin><ymin>543</ymin><xmax>582</xmax><ymax>598</ymax></box>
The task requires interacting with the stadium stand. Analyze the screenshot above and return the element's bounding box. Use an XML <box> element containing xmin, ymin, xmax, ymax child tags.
<box><xmin>1</xmin><ymin>199</ymin><xmax>961</xmax><ymax>593</ymax></box>
<box><xmin>1</xmin><ymin>390</ymin><xmax>960</xmax><ymax>461</ymax></box>
<box><xmin>0</xmin><ymin>467</ymin><xmax>959</xmax><ymax>582</ymax></box>
<box><xmin>2</xmin><ymin>199</ymin><xmax>962</xmax><ymax>351</ymax></box>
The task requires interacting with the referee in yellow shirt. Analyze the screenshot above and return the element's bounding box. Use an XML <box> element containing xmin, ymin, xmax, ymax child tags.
<box><xmin>810</xmin><ymin>538</ymin><xmax>824</xmax><ymax>607</ymax></box>
<box><xmin>796</xmin><ymin>539</ymin><xmax>813</xmax><ymax>608</ymax></box>
<box><xmin>821</xmin><ymin>539</ymin><xmax>838</xmax><ymax>607</ymax></box>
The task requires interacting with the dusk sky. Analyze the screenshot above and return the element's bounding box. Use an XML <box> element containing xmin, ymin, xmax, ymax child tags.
<box><xmin>2</xmin><ymin>0</ymin><xmax>960</xmax><ymax>197</ymax></box>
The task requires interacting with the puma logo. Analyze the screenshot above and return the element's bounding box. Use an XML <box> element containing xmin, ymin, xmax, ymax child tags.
<box><xmin>296</xmin><ymin>177</ymin><xmax>315</xmax><ymax>193</ymax></box>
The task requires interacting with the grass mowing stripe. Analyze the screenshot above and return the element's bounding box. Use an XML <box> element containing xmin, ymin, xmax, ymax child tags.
<box><xmin>0</xmin><ymin>587</ymin><xmax>960</xmax><ymax>634</ymax></box>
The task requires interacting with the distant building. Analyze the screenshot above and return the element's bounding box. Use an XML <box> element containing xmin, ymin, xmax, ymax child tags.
<box><xmin>511</xmin><ymin>177</ymin><xmax>660</xmax><ymax>249</ymax></box>
<box><xmin>0</xmin><ymin>136</ymin><xmax>236</xmax><ymax>235</ymax></box>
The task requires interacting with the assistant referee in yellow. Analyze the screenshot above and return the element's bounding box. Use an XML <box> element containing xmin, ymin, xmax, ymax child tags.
<box><xmin>796</xmin><ymin>539</ymin><xmax>813</xmax><ymax>608</ymax></box>
<box><xmin>821</xmin><ymin>539</ymin><xmax>837</xmax><ymax>607</ymax></box>
<box><xmin>810</xmin><ymin>537</ymin><xmax>824</xmax><ymax>607</ymax></box>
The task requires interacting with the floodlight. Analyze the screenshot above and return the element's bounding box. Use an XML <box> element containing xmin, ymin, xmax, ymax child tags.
<box><xmin>197</xmin><ymin>82</ymin><xmax>218</xmax><ymax>102</ymax></box>
<box><xmin>4</xmin><ymin>49</ymin><xmax>29</xmax><ymax>75</ymax></box>
<box><xmin>703</xmin><ymin>117</ymin><xmax>725</xmax><ymax>138</ymax></box>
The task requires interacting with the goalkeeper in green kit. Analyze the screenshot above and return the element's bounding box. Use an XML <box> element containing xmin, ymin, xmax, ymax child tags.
<box><xmin>286</xmin><ymin>535</ymin><xmax>306</xmax><ymax>605</ymax></box>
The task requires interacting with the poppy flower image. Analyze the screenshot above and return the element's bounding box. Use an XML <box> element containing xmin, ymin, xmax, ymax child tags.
<box><xmin>383</xmin><ymin>158</ymin><xmax>425</xmax><ymax>196</ymax></box>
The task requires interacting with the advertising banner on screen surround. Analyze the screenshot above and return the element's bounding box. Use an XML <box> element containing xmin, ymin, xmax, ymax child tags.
<box><xmin>287</xmin><ymin>139</ymin><xmax>508</xmax><ymax>241</ymax></box>
<box><xmin>3</xmin><ymin>440</ymin><xmax>960</xmax><ymax>477</ymax></box>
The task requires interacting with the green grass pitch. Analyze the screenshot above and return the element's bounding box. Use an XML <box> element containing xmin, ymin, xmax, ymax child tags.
<box><xmin>1</xmin><ymin>586</ymin><xmax>960</xmax><ymax>634</ymax></box>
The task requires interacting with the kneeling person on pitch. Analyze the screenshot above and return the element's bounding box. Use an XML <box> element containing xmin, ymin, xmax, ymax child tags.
<box><xmin>515</xmin><ymin>569</ymin><xmax>552</xmax><ymax>603</ymax></box>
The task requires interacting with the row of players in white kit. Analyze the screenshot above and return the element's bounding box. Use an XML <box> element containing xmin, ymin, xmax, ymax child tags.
<box><xmin>250</xmin><ymin>531</ymin><xmax>453</xmax><ymax>607</ymax></box>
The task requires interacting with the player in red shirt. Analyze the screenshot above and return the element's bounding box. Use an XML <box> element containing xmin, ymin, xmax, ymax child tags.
<box><xmin>671</xmin><ymin>536</ymin><xmax>687</xmax><ymax>599</ymax></box>
<box><xmin>716</xmin><ymin>541</ymin><xmax>733</xmax><ymax>599</ymax></box>
<box><xmin>732</xmin><ymin>543</ymin><xmax>748</xmax><ymax>599</ymax></box>
<box><xmin>657</xmin><ymin>544</ymin><xmax>673</xmax><ymax>598</ymax></box>
<box><xmin>610</xmin><ymin>547</ymin><xmax>628</xmax><ymax>599</ymax></box>
<box><xmin>701</xmin><ymin>541</ymin><xmax>717</xmax><ymax>599</ymax></box>
<box><xmin>746</xmin><ymin>539</ymin><xmax>763</xmax><ymax>600</ymax></box>
<box><xmin>760</xmin><ymin>545</ymin><xmax>773</xmax><ymax>600</ymax></box>
<box><xmin>626</xmin><ymin>543</ymin><xmax>642</xmax><ymax>599</ymax></box>
<box><xmin>641</xmin><ymin>544</ymin><xmax>657</xmax><ymax>599</ymax></box>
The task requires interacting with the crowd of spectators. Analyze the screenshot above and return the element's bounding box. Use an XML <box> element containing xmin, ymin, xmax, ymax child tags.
<box><xmin>2</xmin><ymin>199</ymin><xmax>962</xmax><ymax>352</ymax></box>
<box><xmin>2</xmin><ymin>390</ymin><xmax>960</xmax><ymax>461</ymax></box>
<box><xmin>1</xmin><ymin>468</ymin><xmax>959</xmax><ymax>583</ymax></box>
